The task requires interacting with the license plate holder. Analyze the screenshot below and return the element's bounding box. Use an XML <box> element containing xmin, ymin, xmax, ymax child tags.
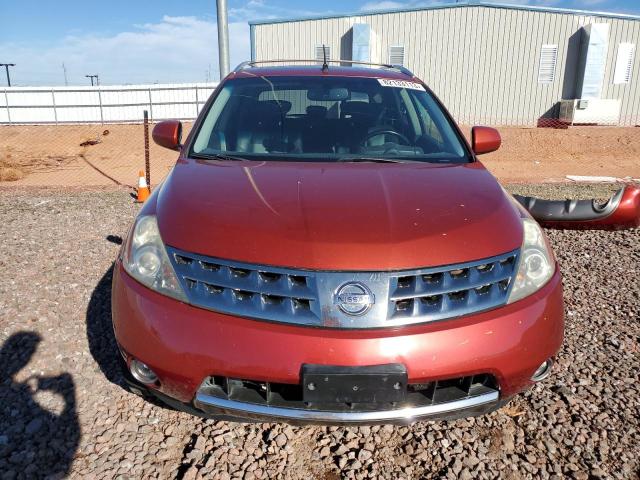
<box><xmin>302</xmin><ymin>364</ymin><xmax>407</xmax><ymax>404</ymax></box>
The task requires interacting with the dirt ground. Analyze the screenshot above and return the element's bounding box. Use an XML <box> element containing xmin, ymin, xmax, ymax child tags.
<box><xmin>470</xmin><ymin>126</ymin><xmax>640</xmax><ymax>183</ymax></box>
<box><xmin>1</xmin><ymin>124</ymin><xmax>639</xmax><ymax>187</ymax></box>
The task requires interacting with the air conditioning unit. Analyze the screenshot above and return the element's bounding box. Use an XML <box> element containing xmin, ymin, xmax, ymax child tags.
<box><xmin>559</xmin><ymin>99</ymin><xmax>621</xmax><ymax>125</ymax></box>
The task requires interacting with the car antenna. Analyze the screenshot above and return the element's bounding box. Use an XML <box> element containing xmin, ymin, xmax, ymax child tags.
<box><xmin>322</xmin><ymin>45</ymin><xmax>329</xmax><ymax>72</ymax></box>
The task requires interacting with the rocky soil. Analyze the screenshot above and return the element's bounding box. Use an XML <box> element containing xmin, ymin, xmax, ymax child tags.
<box><xmin>0</xmin><ymin>184</ymin><xmax>638</xmax><ymax>479</ymax></box>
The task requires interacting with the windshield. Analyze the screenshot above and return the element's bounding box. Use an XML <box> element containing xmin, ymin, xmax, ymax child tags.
<box><xmin>191</xmin><ymin>75</ymin><xmax>469</xmax><ymax>163</ymax></box>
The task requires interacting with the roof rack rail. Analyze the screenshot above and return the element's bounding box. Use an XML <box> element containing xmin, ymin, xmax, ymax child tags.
<box><xmin>233</xmin><ymin>59</ymin><xmax>414</xmax><ymax>77</ymax></box>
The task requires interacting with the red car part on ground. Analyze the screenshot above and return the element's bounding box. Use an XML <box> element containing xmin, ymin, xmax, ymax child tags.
<box><xmin>514</xmin><ymin>184</ymin><xmax>640</xmax><ymax>230</ymax></box>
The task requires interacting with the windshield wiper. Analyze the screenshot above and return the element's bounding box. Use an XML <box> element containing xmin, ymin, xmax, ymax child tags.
<box><xmin>337</xmin><ymin>157</ymin><xmax>406</xmax><ymax>164</ymax></box>
<box><xmin>192</xmin><ymin>153</ymin><xmax>412</xmax><ymax>163</ymax></box>
<box><xmin>191</xmin><ymin>152</ymin><xmax>248</xmax><ymax>161</ymax></box>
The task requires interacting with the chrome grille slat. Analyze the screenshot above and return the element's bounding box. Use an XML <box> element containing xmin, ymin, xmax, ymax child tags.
<box><xmin>389</xmin><ymin>272</ymin><xmax>513</xmax><ymax>299</ymax></box>
<box><xmin>389</xmin><ymin>255</ymin><xmax>516</xmax><ymax>300</ymax></box>
<box><xmin>166</xmin><ymin>246</ymin><xmax>519</xmax><ymax>329</ymax></box>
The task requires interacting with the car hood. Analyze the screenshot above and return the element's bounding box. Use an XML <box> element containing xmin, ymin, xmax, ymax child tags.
<box><xmin>156</xmin><ymin>159</ymin><xmax>523</xmax><ymax>270</ymax></box>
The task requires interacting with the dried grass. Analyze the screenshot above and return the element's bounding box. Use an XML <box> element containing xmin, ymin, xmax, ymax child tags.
<box><xmin>0</xmin><ymin>166</ymin><xmax>25</xmax><ymax>182</ymax></box>
<box><xmin>0</xmin><ymin>151</ymin><xmax>25</xmax><ymax>181</ymax></box>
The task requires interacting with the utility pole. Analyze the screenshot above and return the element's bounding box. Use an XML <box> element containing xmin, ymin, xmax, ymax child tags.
<box><xmin>216</xmin><ymin>0</ymin><xmax>230</xmax><ymax>79</ymax></box>
<box><xmin>0</xmin><ymin>63</ymin><xmax>15</xmax><ymax>87</ymax></box>
<box><xmin>85</xmin><ymin>74</ymin><xmax>99</xmax><ymax>86</ymax></box>
<box><xmin>62</xmin><ymin>63</ymin><xmax>68</xmax><ymax>86</ymax></box>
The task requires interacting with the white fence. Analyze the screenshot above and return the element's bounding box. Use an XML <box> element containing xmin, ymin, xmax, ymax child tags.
<box><xmin>0</xmin><ymin>82</ymin><xmax>219</xmax><ymax>124</ymax></box>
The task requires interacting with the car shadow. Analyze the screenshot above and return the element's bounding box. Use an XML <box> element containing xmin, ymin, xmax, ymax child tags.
<box><xmin>0</xmin><ymin>331</ymin><xmax>80</xmax><ymax>478</ymax></box>
<box><xmin>86</xmin><ymin>263</ymin><xmax>175</xmax><ymax>413</ymax></box>
<box><xmin>85</xmin><ymin>263</ymin><xmax>126</xmax><ymax>388</ymax></box>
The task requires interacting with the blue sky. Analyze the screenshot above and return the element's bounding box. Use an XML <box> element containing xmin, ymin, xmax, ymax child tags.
<box><xmin>0</xmin><ymin>0</ymin><xmax>638</xmax><ymax>85</ymax></box>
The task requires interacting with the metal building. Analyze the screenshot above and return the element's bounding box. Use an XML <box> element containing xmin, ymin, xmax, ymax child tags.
<box><xmin>249</xmin><ymin>1</ymin><xmax>640</xmax><ymax>126</ymax></box>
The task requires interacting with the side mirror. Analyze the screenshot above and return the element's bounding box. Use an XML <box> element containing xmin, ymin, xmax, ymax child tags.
<box><xmin>471</xmin><ymin>126</ymin><xmax>501</xmax><ymax>155</ymax></box>
<box><xmin>152</xmin><ymin>120</ymin><xmax>182</xmax><ymax>151</ymax></box>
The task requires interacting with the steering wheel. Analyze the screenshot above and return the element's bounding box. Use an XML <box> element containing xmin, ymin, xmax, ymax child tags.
<box><xmin>363</xmin><ymin>128</ymin><xmax>410</xmax><ymax>146</ymax></box>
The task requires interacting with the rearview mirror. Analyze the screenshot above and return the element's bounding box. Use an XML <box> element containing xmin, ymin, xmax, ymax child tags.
<box><xmin>471</xmin><ymin>126</ymin><xmax>501</xmax><ymax>155</ymax></box>
<box><xmin>308</xmin><ymin>87</ymin><xmax>349</xmax><ymax>102</ymax></box>
<box><xmin>152</xmin><ymin>120</ymin><xmax>182</xmax><ymax>151</ymax></box>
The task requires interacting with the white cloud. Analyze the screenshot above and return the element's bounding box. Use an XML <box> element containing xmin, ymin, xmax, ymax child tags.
<box><xmin>0</xmin><ymin>0</ymin><xmax>333</xmax><ymax>86</ymax></box>
<box><xmin>0</xmin><ymin>15</ymin><xmax>250</xmax><ymax>86</ymax></box>
<box><xmin>229</xmin><ymin>1</ymin><xmax>325</xmax><ymax>22</ymax></box>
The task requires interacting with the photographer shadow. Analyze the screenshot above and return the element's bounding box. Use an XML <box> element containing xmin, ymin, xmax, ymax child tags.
<box><xmin>0</xmin><ymin>332</ymin><xmax>80</xmax><ymax>478</ymax></box>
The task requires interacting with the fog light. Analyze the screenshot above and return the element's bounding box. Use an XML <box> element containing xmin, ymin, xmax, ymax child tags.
<box><xmin>130</xmin><ymin>359</ymin><xmax>158</xmax><ymax>384</ymax></box>
<box><xmin>531</xmin><ymin>359</ymin><xmax>553</xmax><ymax>382</ymax></box>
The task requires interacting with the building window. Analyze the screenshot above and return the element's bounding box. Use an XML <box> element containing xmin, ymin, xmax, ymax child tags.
<box><xmin>315</xmin><ymin>45</ymin><xmax>331</xmax><ymax>63</ymax></box>
<box><xmin>538</xmin><ymin>44</ymin><xmax>558</xmax><ymax>84</ymax></box>
<box><xmin>613</xmin><ymin>43</ymin><xmax>635</xmax><ymax>84</ymax></box>
<box><xmin>389</xmin><ymin>45</ymin><xmax>405</xmax><ymax>66</ymax></box>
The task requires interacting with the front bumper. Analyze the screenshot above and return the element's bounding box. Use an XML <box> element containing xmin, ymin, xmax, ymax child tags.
<box><xmin>121</xmin><ymin>362</ymin><xmax>505</xmax><ymax>424</ymax></box>
<box><xmin>112</xmin><ymin>261</ymin><xmax>564</xmax><ymax>424</ymax></box>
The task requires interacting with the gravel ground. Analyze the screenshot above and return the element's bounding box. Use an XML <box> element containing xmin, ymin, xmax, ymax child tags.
<box><xmin>0</xmin><ymin>184</ymin><xmax>638</xmax><ymax>479</ymax></box>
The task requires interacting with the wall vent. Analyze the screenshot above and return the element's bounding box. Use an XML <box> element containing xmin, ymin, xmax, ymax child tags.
<box><xmin>315</xmin><ymin>45</ymin><xmax>331</xmax><ymax>63</ymax></box>
<box><xmin>389</xmin><ymin>45</ymin><xmax>405</xmax><ymax>66</ymax></box>
<box><xmin>614</xmin><ymin>43</ymin><xmax>635</xmax><ymax>84</ymax></box>
<box><xmin>538</xmin><ymin>44</ymin><xmax>558</xmax><ymax>84</ymax></box>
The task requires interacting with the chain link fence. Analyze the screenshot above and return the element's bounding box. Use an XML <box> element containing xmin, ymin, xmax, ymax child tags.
<box><xmin>0</xmin><ymin>120</ymin><xmax>197</xmax><ymax>187</ymax></box>
<box><xmin>1</xmin><ymin>84</ymin><xmax>639</xmax><ymax>187</ymax></box>
<box><xmin>0</xmin><ymin>83</ymin><xmax>214</xmax><ymax>187</ymax></box>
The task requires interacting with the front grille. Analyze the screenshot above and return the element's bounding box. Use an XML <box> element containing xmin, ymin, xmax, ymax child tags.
<box><xmin>197</xmin><ymin>373</ymin><xmax>498</xmax><ymax>413</ymax></box>
<box><xmin>389</xmin><ymin>253</ymin><xmax>518</xmax><ymax>321</ymax></box>
<box><xmin>166</xmin><ymin>247</ymin><xmax>319</xmax><ymax>325</ymax></box>
<box><xmin>167</xmin><ymin>246</ymin><xmax>518</xmax><ymax>328</ymax></box>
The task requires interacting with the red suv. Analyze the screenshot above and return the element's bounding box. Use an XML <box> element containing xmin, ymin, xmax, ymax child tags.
<box><xmin>112</xmin><ymin>61</ymin><xmax>563</xmax><ymax>424</ymax></box>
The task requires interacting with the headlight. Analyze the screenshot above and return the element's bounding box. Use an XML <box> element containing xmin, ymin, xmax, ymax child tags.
<box><xmin>507</xmin><ymin>218</ymin><xmax>555</xmax><ymax>304</ymax></box>
<box><xmin>123</xmin><ymin>215</ymin><xmax>187</xmax><ymax>302</ymax></box>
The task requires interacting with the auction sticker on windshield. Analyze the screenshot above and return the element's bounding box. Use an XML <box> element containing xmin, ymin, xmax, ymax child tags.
<box><xmin>377</xmin><ymin>78</ymin><xmax>426</xmax><ymax>91</ymax></box>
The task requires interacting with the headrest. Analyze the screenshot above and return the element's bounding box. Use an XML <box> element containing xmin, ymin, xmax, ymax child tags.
<box><xmin>306</xmin><ymin>105</ymin><xmax>327</xmax><ymax>118</ymax></box>
<box><xmin>263</xmin><ymin>100</ymin><xmax>292</xmax><ymax>115</ymax></box>
<box><xmin>249</xmin><ymin>100</ymin><xmax>282</xmax><ymax>121</ymax></box>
